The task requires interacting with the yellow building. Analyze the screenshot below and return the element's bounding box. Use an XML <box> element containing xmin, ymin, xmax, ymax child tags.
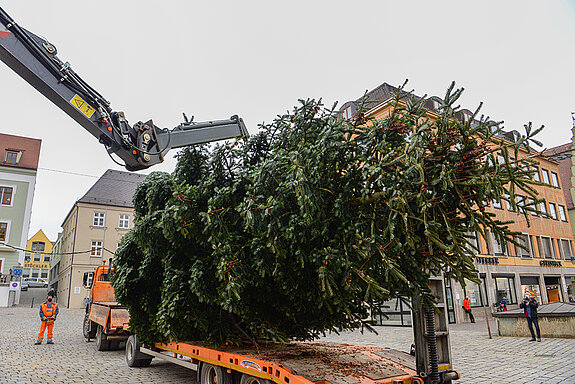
<box><xmin>23</xmin><ymin>229</ymin><xmax>54</xmax><ymax>285</ymax></box>
<box><xmin>341</xmin><ymin>82</ymin><xmax>575</xmax><ymax>324</ymax></box>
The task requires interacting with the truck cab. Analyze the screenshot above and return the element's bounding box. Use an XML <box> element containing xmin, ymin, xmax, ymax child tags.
<box><xmin>82</xmin><ymin>262</ymin><xmax>130</xmax><ymax>351</ymax></box>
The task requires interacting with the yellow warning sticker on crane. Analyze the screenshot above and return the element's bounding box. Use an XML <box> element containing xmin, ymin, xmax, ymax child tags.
<box><xmin>70</xmin><ymin>94</ymin><xmax>95</xmax><ymax>118</ymax></box>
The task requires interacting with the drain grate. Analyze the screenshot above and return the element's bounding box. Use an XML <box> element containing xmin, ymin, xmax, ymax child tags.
<box><xmin>534</xmin><ymin>354</ymin><xmax>555</xmax><ymax>358</ymax></box>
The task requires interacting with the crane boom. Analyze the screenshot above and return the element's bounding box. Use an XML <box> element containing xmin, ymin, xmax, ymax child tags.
<box><xmin>0</xmin><ymin>7</ymin><xmax>248</xmax><ymax>171</ymax></box>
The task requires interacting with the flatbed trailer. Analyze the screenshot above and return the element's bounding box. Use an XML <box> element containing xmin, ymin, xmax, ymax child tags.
<box><xmin>126</xmin><ymin>336</ymin><xmax>429</xmax><ymax>384</ymax></box>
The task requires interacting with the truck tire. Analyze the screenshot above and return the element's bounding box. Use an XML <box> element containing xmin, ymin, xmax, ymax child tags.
<box><xmin>240</xmin><ymin>374</ymin><xmax>273</xmax><ymax>384</ymax></box>
<box><xmin>95</xmin><ymin>325</ymin><xmax>110</xmax><ymax>351</ymax></box>
<box><xmin>83</xmin><ymin>312</ymin><xmax>97</xmax><ymax>339</ymax></box>
<box><xmin>126</xmin><ymin>335</ymin><xmax>153</xmax><ymax>368</ymax></box>
<box><xmin>200</xmin><ymin>364</ymin><xmax>232</xmax><ymax>384</ymax></box>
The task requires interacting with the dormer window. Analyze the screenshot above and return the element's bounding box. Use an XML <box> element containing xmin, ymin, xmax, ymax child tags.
<box><xmin>342</xmin><ymin>106</ymin><xmax>353</xmax><ymax>120</ymax></box>
<box><xmin>4</xmin><ymin>150</ymin><xmax>21</xmax><ymax>165</ymax></box>
<box><xmin>433</xmin><ymin>100</ymin><xmax>441</xmax><ymax>110</ymax></box>
<box><xmin>463</xmin><ymin>113</ymin><xmax>470</xmax><ymax>122</ymax></box>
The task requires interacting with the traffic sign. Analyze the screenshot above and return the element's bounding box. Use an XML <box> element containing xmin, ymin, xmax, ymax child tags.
<box><xmin>12</xmin><ymin>268</ymin><xmax>22</xmax><ymax>275</ymax></box>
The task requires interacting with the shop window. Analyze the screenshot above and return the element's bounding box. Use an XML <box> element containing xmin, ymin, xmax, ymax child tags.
<box><xmin>0</xmin><ymin>186</ymin><xmax>13</xmax><ymax>206</ymax></box>
<box><xmin>520</xmin><ymin>276</ymin><xmax>541</xmax><ymax>303</ymax></box>
<box><xmin>550</xmin><ymin>172</ymin><xmax>560</xmax><ymax>188</ymax></box>
<box><xmin>537</xmin><ymin>236</ymin><xmax>555</xmax><ymax>259</ymax></box>
<box><xmin>541</xmin><ymin>169</ymin><xmax>550</xmax><ymax>184</ymax></box>
<box><xmin>559</xmin><ymin>239</ymin><xmax>574</xmax><ymax>260</ymax></box>
<box><xmin>464</xmin><ymin>278</ymin><xmax>485</xmax><ymax>307</ymax></box>
<box><xmin>548</xmin><ymin>203</ymin><xmax>558</xmax><ymax>220</ymax></box>
<box><xmin>515</xmin><ymin>234</ymin><xmax>531</xmax><ymax>258</ymax></box>
<box><xmin>90</xmin><ymin>241</ymin><xmax>103</xmax><ymax>257</ymax></box>
<box><xmin>494</xmin><ymin>276</ymin><xmax>517</xmax><ymax>304</ymax></box>
<box><xmin>559</xmin><ymin>205</ymin><xmax>568</xmax><ymax>222</ymax></box>
<box><xmin>93</xmin><ymin>212</ymin><xmax>105</xmax><ymax>227</ymax></box>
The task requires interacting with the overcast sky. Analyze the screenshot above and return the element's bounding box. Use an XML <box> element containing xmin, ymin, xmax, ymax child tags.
<box><xmin>1</xmin><ymin>1</ymin><xmax>575</xmax><ymax>241</ymax></box>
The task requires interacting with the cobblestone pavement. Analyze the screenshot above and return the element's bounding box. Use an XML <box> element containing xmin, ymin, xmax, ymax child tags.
<box><xmin>1</xmin><ymin>291</ymin><xmax>574</xmax><ymax>384</ymax></box>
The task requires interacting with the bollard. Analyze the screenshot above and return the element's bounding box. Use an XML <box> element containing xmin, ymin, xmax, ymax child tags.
<box><xmin>31</xmin><ymin>297</ymin><xmax>34</xmax><ymax>308</ymax></box>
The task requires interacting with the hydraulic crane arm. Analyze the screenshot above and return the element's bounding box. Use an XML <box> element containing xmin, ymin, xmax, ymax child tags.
<box><xmin>0</xmin><ymin>7</ymin><xmax>248</xmax><ymax>171</ymax></box>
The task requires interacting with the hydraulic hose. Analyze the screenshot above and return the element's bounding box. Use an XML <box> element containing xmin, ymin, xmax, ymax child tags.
<box><xmin>425</xmin><ymin>306</ymin><xmax>440</xmax><ymax>384</ymax></box>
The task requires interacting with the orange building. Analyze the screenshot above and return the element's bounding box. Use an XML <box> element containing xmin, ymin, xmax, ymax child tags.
<box><xmin>341</xmin><ymin>82</ymin><xmax>575</xmax><ymax>324</ymax></box>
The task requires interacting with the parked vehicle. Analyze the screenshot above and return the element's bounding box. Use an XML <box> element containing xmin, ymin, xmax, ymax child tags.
<box><xmin>20</xmin><ymin>280</ymin><xmax>28</xmax><ymax>291</ymax></box>
<box><xmin>23</xmin><ymin>277</ymin><xmax>48</xmax><ymax>288</ymax></box>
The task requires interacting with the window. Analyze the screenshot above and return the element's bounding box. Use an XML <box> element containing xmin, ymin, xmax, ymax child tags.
<box><xmin>550</xmin><ymin>172</ymin><xmax>560</xmax><ymax>188</ymax></box>
<box><xmin>465</xmin><ymin>231</ymin><xmax>481</xmax><ymax>254</ymax></box>
<box><xmin>22</xmin><ymin>268</ymin><xmax>30</xmax><ymax>278</ymax></box>
<box><xmin>492</xmin><ymin>199</ymin><xmax>502</xmax><ymax>209</ymax></box>
<box><xmin>559</xmin><ymin>205</ymin><xmax>568</xmax><ymax>222</ymax></box>
<box><xmin>0</xmin><ymin>186</ymin><xmax>13</xmax><ymax>205</ymax></box>
<box><xmin>24</xmin><ymin>253</ymin><xmax>31</xmax><ymax>262</ymax></box>
<box><xmin>526</xmin><ymin>198</ymin><xmax>537</xmax><ymax>216</ymax></box>
<box><xmin>549</xmin><ymin>203</ymin><xmax>558</xmax><ymax>220</ymax></box>
<box><xmin>559</xmin><ymin>239</ymin><xmax>574</xmax><ymax>260</ymax></box>
<box><xmin>0</xmin><ymin>222</ymin><xmax>7</xmax><ymax>242</ymax></box>
<box><xmin>4</xmin><ymin>150</ymin><xmax>20</xmax><ymax>164</ymax></box>
<box><xmin>33</xmin><ymin>253</ymin><xmax>41</xmax><ymax>262</ymax></box>
<box><xmin>516</xmin><ymin>195</ymin><xmax>525</xmax><ymax>214</ymax></box>
<box><xmin>537</xmin><ymin>236</ymin><xmax>555</xmax><ymax>259</ymax></box>
<box><xmin>494</xmin><ymin>276</ymin><xmax>517</xmax><ymax>304</ymax></box>
<box><xmin>433</xmin><ymin>100</ymin><xmax>441</xmax><ymax>110</ymax></box>
<box><xmin>118</xmin><ymin>215</ymin><xmax>130</xmax><ymax>229</ymax></box>
<box><xmin>31</xmin><ymin>241</ymin><xmax>45</xmax><ymax>252</ymax></box>
<box><xmin>490</xmin><ymin>232</ymin><xmax>507</xmax><ymax>256</ymax></box>
<box><xmin>464</xmin><ymin>278</ymin><xmax>486</xmax><ymax>307</ymax></box>
<box><xmin>505</xmin><ymin>193</ymin><xmax>513</xmax><ymax>211</ymax></box>
<box><xmin>515</xmin><ymin>234</ymin><xmax>531</xmax><ymax>258</ymax></box>
<box><xmin>532</xmin><ymin>167</ymin><xmax>540</xmax><ymax>182</ymax></box>
<box><xmin>93</xmin><ymin>212</ymin><xmax>105</xmax><ymax>227</ymax></box>
<box><xmin>342</xmin><ymin>106</ymin><xmax>352</xmax><ymax>120</ymax></box>
<box><xmin>40</xmin><ymin>270</ymin><xmax>48</xmax><ymax>279</ymax></box>
<box><xmin>43</xmin><ymin>254</ymin><xmax>51</xmax><ymax>263</ymax></box>
<box><xmin>539</xmin><ymin>202</ymin><xmax>548</xmax><ymax>217</ymax></box>
<box><xmin>541</xmin><ymin>169</ymin><xmax>550</xmax><ymax>184</ymax></box>
<box><xmin>31</xmin><ymin>269</ymin><xmax>39</xmax><ymax>278</ymax></box>
<box><xmin>90</xmin><ymin>241</ymin><xmax>103</xmax><ymax>257</ymax></box>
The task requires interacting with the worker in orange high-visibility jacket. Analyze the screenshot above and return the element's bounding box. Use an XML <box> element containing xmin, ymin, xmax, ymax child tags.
<box><xmin>35</xmin><ymin>294</ymin><xmax>59</xmax><ymax>345</ymax></box>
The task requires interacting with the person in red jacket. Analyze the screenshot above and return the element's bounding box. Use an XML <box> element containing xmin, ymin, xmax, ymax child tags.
<box><xmin>35</xmin><ymin>294</ymin><xmax>59</xmax><ymax>345</ymax></box>
<box><xmin>463</xmin><ymin>296</ymin><xmax>475</xmax><ymax>323</ymax></box>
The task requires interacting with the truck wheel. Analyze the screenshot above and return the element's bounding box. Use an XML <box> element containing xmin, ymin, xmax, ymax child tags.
<box><xmin>82</xmin><ymin>312</ymin><xmax>97</xmax><ymax>339</ymax></box>
<box><xmin>200</xmin><ymin>364</ymin><xmax>232</xmax><ymax>384</ymax></box>
<box><xmin>126</xmin><ymin>335</ymin><xmax>153</xmax><ymax>368</ymax></box>
<box><xmin>240</xmin><ymin>374</ymin><xmax>273</xmax><ymax>384</ymax></box>
<box><xmin>95</xmin><ymin>325</ymin><xmax>110</xmax><ymax>351</ymax></box>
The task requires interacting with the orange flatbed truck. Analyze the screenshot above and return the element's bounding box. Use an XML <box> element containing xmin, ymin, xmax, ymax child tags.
<box><xmin>83</xmin><ymin>268</ymin><xmax>459</xmax><ymax>384</ymax></box>
<box><xmin>82</xmin><ymin>264</ymin><xmax>130</xmax><ymax>351</ymax></box>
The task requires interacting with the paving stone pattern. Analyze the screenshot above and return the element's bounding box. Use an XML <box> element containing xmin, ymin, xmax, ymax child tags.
<box><xmin>1</xmin><ymin>290</ymin><xmax>574</xmax><ymax>384</ymax></box>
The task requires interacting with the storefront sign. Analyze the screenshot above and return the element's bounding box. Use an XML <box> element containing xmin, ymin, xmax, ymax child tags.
<box><xmin>24</xmin><ymin>262</ymin><xmax>49</xmax><ymax>269</ymax></box>
<box><xmin>475</xmin><ymin>256</ymin><xmax>499</xmax><ymax>265</ymax></box>
<box><xmin>540</xmin><ymin>260</ymin><xmax>562</xmax><ymax>267</ymax></box>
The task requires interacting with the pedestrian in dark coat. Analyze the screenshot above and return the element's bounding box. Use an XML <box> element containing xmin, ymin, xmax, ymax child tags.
<box><xmin>520</xmin><ymin>294</ymin><xmax>541</xmax><ymax>342</ymax></box>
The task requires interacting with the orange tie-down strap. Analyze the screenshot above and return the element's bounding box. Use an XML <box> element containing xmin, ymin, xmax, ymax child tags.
<box><xmin>155</xmin><ymin>341</ymin><xmax>424</xmax><ymax>384</ymax></box>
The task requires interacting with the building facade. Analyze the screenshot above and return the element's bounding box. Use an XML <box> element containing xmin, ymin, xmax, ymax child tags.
<box><xmin>56</xmin><ymin>169</ymin><xmax>146</xmax><ymax>308</ymax></box>
<box><xmin>0</xmin><ymin>133</ymin><xmax>41</xmax><ymax>274</ymax></box>
<box><xmin>22</xmin><ymin>229</ymin><xmax>54</xmax><ymax>284</ymax></box>
<box><xmin>48</xmin><ymin>233</ymin><xmax>62</xmax><ymax>295</ymax></box>
<box><xmin>341</xmin><ymin>82</ymin><xmax>575</xmax><ymax>325</ymax></box>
